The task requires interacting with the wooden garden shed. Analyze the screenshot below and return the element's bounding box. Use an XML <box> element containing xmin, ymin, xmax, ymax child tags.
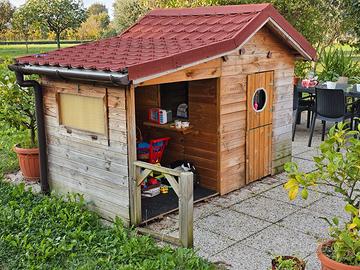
<box><xmin>10</xmin><ymin>4</ymin><xmax>316</xmax><ymax>235</ymax></box>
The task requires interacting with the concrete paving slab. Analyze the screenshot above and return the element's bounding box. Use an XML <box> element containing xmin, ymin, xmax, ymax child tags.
<box><xmin>305</xmin><ymin>253</ymin><xmax>321</xmax><ymax>270</ymax></box>
<box><xmin>210</xmin><ymin>243</ymin><xmax>272</xmax><ymax>270</ymax></box>
<box><xmin>259</xmin><ymin>176</ymin><xmax>285</xmax><ymax>187</ymax></box>
<box><xmin>277</xmin><ymin>209</ymin><xmax>331</xmax><ymax>240</ymax></box>
<box><xmin>260</xmin><ymin>184</ymin><xmax>325</xmax><ymax>208</ymax></box>
<box><xmin>292</xmin><ymin>145</ymin><xmax>311</xmax><ymax>156</ymax></box>
<box><xmin>193</xmin><ymin>201</ymin><xmax>223</xmax><ymax>220</ymax></box>
<box><xmin>193</xmin><ymin>226</ymin><xmax>237</xmax><ymax>259</ymax></box>
<box><xmin>308</xmin><ymin>184</ymin><xmax>341</xmax><ymax>198</ymax></box>
<box><xmin>305</xmin><ymin>195</ymin><xmax>350</xmax><ymax>221</ymax></box>
<box><xmin>209</xmin><ymin>188</ymin><xmax>256</xmax><ymax>208</ymax></box>
<box><xmin>197</xmin><ymin>208</ymin><xmax>272</xmax><ymax>241</ymax></box>
<box><xmin>242</xmin><ymin>224</ymin><xmax>319</xmax><ymax>258</ymax></box>
<box><xmin>230</xmin><ymin>195</ymin><xmax>300</xmax><ymax>223</ymax></box>
<box><xmin>295</xmin><ymin>149</ymin><xmax>320</xmax><ymax>161</ymax></box>
<box><xmin>272</xmin><ymin>172</ymin><xmax>290</xmax><ymax>182</ymax></box>
<box><xmin>291</xmin><ymin>157</ymin><xmax>317</xmax><ymax>173</ymax></box>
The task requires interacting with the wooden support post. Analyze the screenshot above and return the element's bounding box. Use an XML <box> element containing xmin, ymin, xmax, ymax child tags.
<box><xmin>179</xmin><ymin>172</ymin><xmax>194</xmax><ymax>248</ymax></box>
<box><xmin>133</xmin><ymin>166</ymin><xmax>142</xmax><ymax>224</ymax></box>
<box><xmin>127</xmin><ymin>85</ymin><xmax>141</xmax><ymax>225</ymax></box>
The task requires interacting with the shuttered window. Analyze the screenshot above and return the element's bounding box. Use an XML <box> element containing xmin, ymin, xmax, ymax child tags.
<box><xmin>58</xmin><ymin>93</ymin><xmax>107</xmax><ymax>135</ymax></box>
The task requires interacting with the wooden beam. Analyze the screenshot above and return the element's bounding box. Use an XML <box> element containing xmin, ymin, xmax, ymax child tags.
<box><xmin>133</xmin><ymin>161</ymin><xmax>182</xmax><ymax>177</ymax></box>
<box><xmin>137</xmin><ymin>59</ymin><xmax>221</xmax><ymax>87</ymax></box>
<box><xmin>163</xmin><ymin>174</ymin><xmax>179</xmax><ymax>196</ymax></box>
<box><xmin>136</xmin><ymin>227</ymin><xmax>181</xmax><ymax>246</ymax></box>
<box><xmin>127</xmin><ymin>84</ymin><xmax>141</xmax><ymax>225</ymax></box>
<box><xmin>179</xmin><ymin>172</ymin><xmax>194</xmax><ymax>248</ymax></box>
<box><xmin>136</xmin><ymin>169</ymin><xmax>152</xmax><ymax>186</ymax></box>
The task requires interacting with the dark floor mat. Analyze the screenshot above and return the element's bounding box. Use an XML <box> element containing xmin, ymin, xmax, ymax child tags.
<box><xmin>141</xmin><ymin>186</ymin><xmax>217</xmax><ymax>222</ymax></box>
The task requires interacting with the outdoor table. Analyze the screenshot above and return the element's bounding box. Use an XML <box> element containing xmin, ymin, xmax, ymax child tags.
<box><xmin>295</xmin><ymin>84</ymin><xmax>360</xmax><ymax>124</ymax></box>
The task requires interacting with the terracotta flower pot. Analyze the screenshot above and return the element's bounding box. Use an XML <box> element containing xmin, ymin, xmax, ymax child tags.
<box><xmin>317</xmin><ymin>241</ymin><xmax>360</xmax><ymax>270</ymax></box>
<box><xmin>271</xmin><ymin>256</ymin><xmax>306</xmax><ymax>270</ymax></box>
<box><xmin>14</xmin><ymin>145</ymin><xmax>40</xmax><ymax>182</ymax></box>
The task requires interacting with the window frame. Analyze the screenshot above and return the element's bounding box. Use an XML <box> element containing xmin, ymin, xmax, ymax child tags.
<box><xmin>56</xmin><ymin>91</ymin><xmax>109</xmax><ymax>137</ymax></box>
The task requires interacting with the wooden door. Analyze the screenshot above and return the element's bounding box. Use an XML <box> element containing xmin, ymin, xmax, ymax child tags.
<box><xmin>246</xmin><ymin>71</ymin><xmax>273</xmax><ymax>183</ymax></box>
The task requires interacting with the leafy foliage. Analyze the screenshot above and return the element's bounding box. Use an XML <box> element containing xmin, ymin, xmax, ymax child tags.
<box><xmin>294</xmin><ymin>61</ymin><xmax>312</xmax><ymax>79</ymax></box>
<box><xmin>318</xmin><ymin>47</ymin><xmax>360</xmax><ymax>81</ymax></box>
<box><xmin>11</xmin><ymin>4</ymin><xmax>38</xmax><ymax>53</ymax></box>
<box><xmin>0</xmin><ymin>0</ymin><xmax>15</xmax><ymax>33</ymax></box>
<box><xmin>76</xmin><ymin>14</ymin><xmax>104</xmax><ymax>40</ymax></box>
<box><xmin>113</xmin><ymin>0</ymin><xmax>150</xmax><ymax>32</ymax></box>
<box><xmin>26</xmin><ymin>0</ymin><xmax>86</xmax><ymax>48</ymax></box>
<box><xmin>322</xmin><ymin>205</ymin><xmax>360</xmax><ymax>266</ymax></box>
<box><xmin>272</xmin><ymin>256</ymin><xmax>303</xmax><ymax>270</ymax></box>
<box><xmin>0</xmin><ymin>181</ymin><xmax>214</xmax><ymax>269</ymax></box>
<box><xmin>284</xmin><ymin>122</ymin><xmax>360</xmax><ymax>265</ymax></box>
<box><xmin>0</xmin><ymin>122</ymin><xmax>27</xmax><ymax>175</ymax></box>
<box><xmin>0</xmin><ymin>59</ymin><xmax>36</xmax><ymax>145</ymax></box>
<box><xmin>87</xmin><ymin>3</ymin><xmax>108</xmax><ymax>16</ymax></box>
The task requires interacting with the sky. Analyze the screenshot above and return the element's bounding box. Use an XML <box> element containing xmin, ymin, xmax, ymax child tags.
<box><xmin>11</xmin><ymin>0</ymin><xmax>115</xmax><ymax>16</ymax></box>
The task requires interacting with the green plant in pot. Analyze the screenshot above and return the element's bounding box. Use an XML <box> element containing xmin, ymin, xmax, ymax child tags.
<box><xmin>318</xmin><ymin>47</ymin><xmax>360</xmax><ymax>83</ymax></box>
<box><xmin>0</xmin><ymin>61</ymin><xmax>38</xmax><ymax>181</ymax></box>
<box><xmin>284</xmin><ymin>122</ymin><xmax>360</xmax><ymax>270</ymax></box>
<box><xmin>271</xmin><ymin>255</ymin><xmax>305</xmax><ymax>270</ymax></box>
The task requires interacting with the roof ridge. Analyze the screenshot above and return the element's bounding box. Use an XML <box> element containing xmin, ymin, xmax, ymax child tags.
<box><xmin>148</xmin><ymin>4</ymin><xmax>271</xmax><ymax>16</ymax></box>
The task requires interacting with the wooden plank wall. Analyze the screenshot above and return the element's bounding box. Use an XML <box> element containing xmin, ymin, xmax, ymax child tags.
<box><xmin>219</xmin><ymin>26</ymin><xmax>295</xmax><ymax>194</ymax></box>
<box><xmin>184</xmin><ymin>79</ymin><xmax>218</xmax><ymax>190</ymax></box>
<box><xmin>41</xmin><ymin>78</ymin><xmax>130</xmax><ymax>224</ymax></box>
<box><xmin>135</xmin><ymin>79</ymin><xmax>219</xmax><ymax>191</ymax></box>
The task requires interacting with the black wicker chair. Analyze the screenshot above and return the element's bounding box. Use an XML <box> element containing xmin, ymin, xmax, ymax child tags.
<box><xmin>308</xmin><ymin>87</ymin><xmax>354</xmax><ymax>147</ymax></box>
<box><xmin>292</xmin><ymin>86</ymin><xmax>315</xmax><ymax>141</ymax></box>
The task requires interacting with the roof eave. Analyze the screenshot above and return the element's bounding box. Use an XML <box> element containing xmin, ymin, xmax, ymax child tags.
<box><xmin>9</xmin><ymin>64</ymin><xmax>130</xmax><ymax>86</ymax></box>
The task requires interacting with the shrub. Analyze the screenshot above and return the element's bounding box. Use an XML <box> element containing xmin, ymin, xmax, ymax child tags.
<box><xmin>294</xmin><ymin>60</ymin><xmax>312</xmax><ymax>79</ymax></box>
<box><xmin>284</xmin><ymin>122</ymin><xmax>360</xmax><ymax>266</ymax></box>
<box><xmin>0</xmin><ymin>59</ymin><xmax>37</xmax><ymax>146</ymax></box>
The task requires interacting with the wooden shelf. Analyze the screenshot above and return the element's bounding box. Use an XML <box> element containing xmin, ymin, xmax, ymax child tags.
<box><xmin>143</xmin><ymin>121</ymin><xmax>193</xmax><ymax>134</ymax></box>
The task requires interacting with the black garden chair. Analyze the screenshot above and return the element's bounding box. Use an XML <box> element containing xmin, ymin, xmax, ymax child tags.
<box><xmin>292</xmin><ymin>86</ymin><xmax>315</xmax><ymax>141</ymax></box>
<box><xmin>308</xmin><ymin>87</ymin><xmax>354</xmax><ymax>147</ymax></box>
<box><xmin>352</xmin><ymin>99</ymin><xmax>360</xmax><ymax>131</ymax></box>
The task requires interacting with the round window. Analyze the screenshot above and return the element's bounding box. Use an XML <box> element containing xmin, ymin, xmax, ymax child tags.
<box><xmin>252</xmin><ymin>88</ymin><xmax>267</xmax><ymax>112</ymax></box>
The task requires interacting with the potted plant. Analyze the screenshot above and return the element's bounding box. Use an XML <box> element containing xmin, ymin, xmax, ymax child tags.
<box><xmin>271</xmin><ymin>255</ymin><xmax>305</xmax><ymax>270</ymax></box>
<box><xmin>284</xmin><ymin>122</ymin><xmax>360</xmax><ymax>269</ymax></box>
<box><xmin>318</xmin><ymin>47</ymin><xmax>360</xmax><ymax>83</ymax></box>
<box><xmin>0</xmin><ymin>61</ymin><xmax>38</xmax><ymax>181</ymax></box>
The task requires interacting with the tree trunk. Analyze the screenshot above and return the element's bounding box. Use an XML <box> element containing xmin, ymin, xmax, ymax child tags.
<box><xmin>26</xmin><ymin>41</ymin><xmax>29</xmax><ymax>53</ymax></box>
<box><xmin>56</xmin><ymin>32</ymin><xmax>61</xmax><ymax>49</ymax></box>
<box><xmin>30</xmin><ymin>127</ymin><xmax>36</xmax><ymax>146</ymax></box>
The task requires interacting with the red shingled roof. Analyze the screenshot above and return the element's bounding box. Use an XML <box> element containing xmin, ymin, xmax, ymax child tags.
<box><xmin>16</xmin><ymin>4</ymin><xmax>316</xmax><ymax>81</ymax></box>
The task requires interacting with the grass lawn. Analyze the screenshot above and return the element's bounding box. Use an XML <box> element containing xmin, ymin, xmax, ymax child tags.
<box><xmin>0</xmin><ymin>44</ymin><xmax>77</xmax><ymax>59</ymax></box>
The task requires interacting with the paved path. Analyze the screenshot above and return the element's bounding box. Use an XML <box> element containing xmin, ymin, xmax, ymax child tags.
<box><xmin>147</xmin><ymin>120</ymin><xmax>347</xmax><ymax>270</ymax></box>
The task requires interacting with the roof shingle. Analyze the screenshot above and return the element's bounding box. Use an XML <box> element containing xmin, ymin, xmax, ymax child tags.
<box><xmin>16</xmin><ymin>4</ymin><xmax>316</xmax><ymax>81</ymax></box>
